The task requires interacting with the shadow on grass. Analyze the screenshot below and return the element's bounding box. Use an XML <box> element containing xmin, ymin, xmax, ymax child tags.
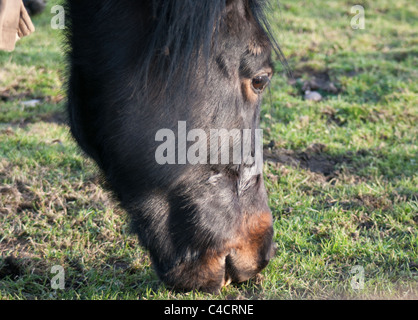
<box><xmin>0</xmin><ymin>254</ymin><xmax>160</xmax><ymax>299</ymax></box>
<box><xmin>264</xmin><ymin>143</ymin><xmax>418</xmax><ymax>184</ymax></box>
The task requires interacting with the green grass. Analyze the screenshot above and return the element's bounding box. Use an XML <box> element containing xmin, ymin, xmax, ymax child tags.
<box><xmin>0</xmin><ymin>1</ymin><xmax>417</xmax><ymax>300</ymax></box>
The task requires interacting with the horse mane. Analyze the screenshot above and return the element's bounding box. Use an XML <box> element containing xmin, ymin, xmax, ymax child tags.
<box><xmin>139</xmin><ymin>0</ymin><xmax>226</xmax><ymax>93</ymax></box>
<box><xmin>249</xmin><ymin>0</ymin><xmax>288</xmax><ymax>65</ymax></box>
<box><xmin>146</xmin><ymin>0</ymin><xmax>287</xmax><ymax>85</ymax></box>
<box><xmin>143</xmin><ymin>0</ymin><xmax>288</xmax><ymax>90</ymax></box>
<box><xmin>65</xmin><ymin>0</ymin><xmax>287</xmax><ymax>103</ymax></box>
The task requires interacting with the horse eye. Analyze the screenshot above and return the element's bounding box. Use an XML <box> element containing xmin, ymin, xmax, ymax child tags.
<box><xmin>251</xmin><ymin>75</ymin><xmax>270</xmax><ymax>93</ymax></box>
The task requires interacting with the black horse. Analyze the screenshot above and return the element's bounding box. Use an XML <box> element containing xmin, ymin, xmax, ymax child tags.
<box><xmin>66</xmin><ymin>0</ymin><xmax>284</xmax><ymax>293</ymax></box>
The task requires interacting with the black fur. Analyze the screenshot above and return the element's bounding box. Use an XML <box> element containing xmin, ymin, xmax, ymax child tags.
<box><xmin>65</xmin><ymin>0</ymin><xmax>281</xmax><ymax>292</ymax></box>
